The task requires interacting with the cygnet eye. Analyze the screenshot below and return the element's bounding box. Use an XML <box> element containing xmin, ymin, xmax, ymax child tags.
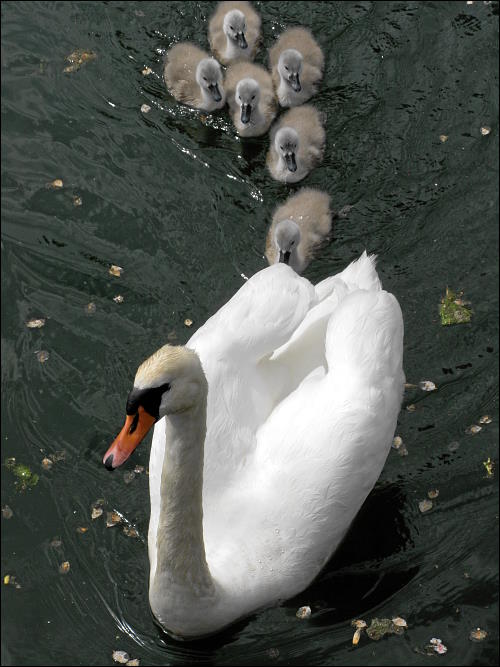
<box><xmin>251</xmin><ymin>94</ymin><xmax>255</xmax><ymax>100</ymax></box>
<box><xmin>230</xmin><ymin>25</ymin><xmax>234</xmax><ymax>30</ymax></box>
<box><xmin>203</xmin><ymin>76</ymin><xmax>207</xmax><ymax>81</ymax></box>
<box><xmin>284</xmin><ymin>66</ymin><xmax>289</xmax><ymax>71</ymax></box>
<box><xmin>279</xmin><ymin>145</ymin><xmax>283</xmax><ymax>150</ymax></box>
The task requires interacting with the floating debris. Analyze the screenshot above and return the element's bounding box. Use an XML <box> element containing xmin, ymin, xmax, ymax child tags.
<box><xmin>36</xmin><ymin>350</ymin><xmax>50</xmax><ymax>363</ymax></box>
<box><xmin>406</xmin><ymin>403</ymin><xmax>416</xmax><ymax>412</ymax></box>
<box><xmin>48</xmin><ymin>179</ymin><xmax>64</xmax><ymax>189</ymax></box>
<box><xmin>296</xmin><ymin>605</ymin><xmax>311</xmax><ymax>619</ymax></box>
<box><xmin>50</xmin><ymin>537</ymin><xmax>62</xmax><ymax>548</ymax></box>
<box><xmin>126</xmin><ymin>660</ymin><xmax>140</xmax><ymax>667</ymax></box>
<box><xmin>448</xmin><ymin>441</ymin><xmax>460</xmax><ymax>452</ymax></box>
<box><xmin>483</xmin><ymin>458</ymin><xmax>494</xmax><ymax>477</ymax></box>
<box><xmin>5</xmin><ymin>459</ymin><xmax>39</xmax><ymax>491</ymax></box>
<box><xmin>466</xmin><ymin>424</ymin><xmax>482</xmax><ymax>435</ymax></box>
<box><xmin>167</xmin><ymin>331</ymin><xmax>177</xmax><ymax>341</ymax></box>
<box><xmin>84</xmin><ymin>302</ymin><xmax>97</xmax><ymax>315</ymax></box>
<box><xmin>91</xmin><ymin>499</ymin><xmax>105</xmax><ymax>520</ymax></box>
<box><xmin>76</xmin><ymin>526</ymin><xmax>89</xmax><ymax>534</ymax></box>
<box><xmin>184</xmin><ymin>318</ymin><xmax>193</xmax><ymax>327</ymax></box>
<box><xmin>63</xmin><ymin>49</ymin><xmax>96</xmax><ymax>73</ymax></box>
<box><xmin>112</xmin><ymin>651</ymin><xmax>130</xmax><ymax>664</ymax></box>
<box><xmin>266</xmin><ymin>648</ymin><xmax>280</xmax><ymax>660</ymax></box>
<box><xmin>2</xmin><ymin>505</ymin><xmax>13</xmax><ymax>519</ymax></box>
<box><xmin>365</xmin><ymin>617</ymin><xmax>405</xmax><ymax>640</ymax></box>
<box><xmin>392</xmin><ymin>435</ymin><xmax>408</xmax><ymax>457</ymax></box>
<box><xmin>392</xmin><ymin>617</ymin><xmax>408</xmax><ymax>628</ymax></box>
<box><xmin>440</xmin><ymin>288</ymin><xmax>472</xmax><ymax>326</ymax></box>
<box><xmin>419</xmin><ymin>380</ymin><xmax>436</xmax><ymax>391</ymax></box>
<box><xmin>140</xmin><ymin>103</ymin><xmax>151</xmax><ymax>114</ymax></box>
<box><xmin>351</xmin><ymin>619</ymin><xmax>367</xmax><ymax>646</ymax></box>
<box><xmin>3</xmin><ymin>575</ymin><xmax>11</xmax><ymax>585</ymax></box>
<box><xmin>123</xmin><ymin>471</ymin><xmax>135</xmax><ymax>485</ymax></box>
<box><xmin>392</xmin><ymin>436</ymin><xmax>403</xmax><ymax>449</ymax></box>
<box><xmin>427</xmin><ymin>489</ymin><xmax>439</xmax><ymax>499</ymax></box>
<box><xmin>479</xmin><ymin>415</ymin><xmax>492</xmax><ymax>424</ymax></box>
<box><xmin>3</xmin><ymin>574</ymin><xmax>21</xmax><ymax>588</ymax></box>
<box><xmin>52</xmin><ymin>450</ymin><xmax>66</xmax><ymax>462</ymax></box>
<box><xmin>480</xmin><ymin>126</ymin><xmax>491</xmax><ymax>136</ymax></box>
<box><xmin>439</xmin><ymin>134</ymin><xmax>448</xmax><ymax>143</ymax></box>
<box><xmin>123</xmin><ymin>525</ymin><xmax>139</xmax><ymax>538</ymax></box>
<box><xmin>26</xmin><ymin>318</ymin><xmax>45</xmax><ymax>329</ymax></box>
<box><xmin>134</xmin><ymin>465</ymin><xmax>144</xmax><ymax>474</ymax></box>
<box><xmin>109</xmin><ymin>265</ymin><xmax>123</xmax><ymax>277</ymax></box>
<box><xmin>59</xmin><ymin>561</ymin><xmax>70</xmax><ymax>574</ymax></box>
<box><xmin>41</xmin><ymin>457</ymin><xmax>53</xmax><ymax>470</ymax></box>
<box><xmin>142</xmin><ymin>66</ymin><xmax>153</xmax><ymax>76</ymax></box>
<box><xmin>106</xmin><ymin>511</ymin><xmax>122</xmax><ymax>528</ymax></box>
<box><xmin>469</xmin><ymin>628</ymin><xmax>487</xmax><ymax>641</ymax></box>
<box><xmin>73</xmin><ymin>195</ymin><xmax>83</xmax><ymax>206</ymax></box>
<box><xmin>113</xmin><ymin>295</ymin><xmax>124</xmax><ymax>303</ymax></box>
<box><xmin>419</xmin><ymin>499</ymin><xmax>433</xmax><ymax>513</ymax></box>
<box><xmin>427</xmin><ymin>638</ymin><xmax>447</xmax><ymax>654</ymax></box>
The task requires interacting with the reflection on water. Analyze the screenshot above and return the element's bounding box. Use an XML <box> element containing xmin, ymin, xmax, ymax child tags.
<box><xmin>1</xmin><ymin>1</ymin><xmax>498</xmax><ymax>665</ymax></box>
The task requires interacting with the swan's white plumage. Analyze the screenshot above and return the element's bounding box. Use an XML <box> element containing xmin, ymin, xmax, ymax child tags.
<box><xmin>147</xmin><ymin>253</ymin><xmax>404</xmax><ymax>637</ymax></box>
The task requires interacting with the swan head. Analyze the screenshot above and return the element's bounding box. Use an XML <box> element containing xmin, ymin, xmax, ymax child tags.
<box><xmin>278</xmin><ymin>49</ymin><xmax>302</xmax><ymax>92</ymax></box>
<box><xmin>223</xmin><ymin>9</ymin><xmax>248</xmax><ymax>49</ymax></box>
<box><xmin>196</xmin><ymin>58</ymin><xmax>224</xmax><ymax>103</ymax></box>
<box><xmin>274</xmin><ymin>219</ymin><xmax>301</xmax><ymax>265</ymax></box>
<box><xmin>102</xmin><ymin>346</ymin><xmax>207</xmax><ymax>469</ymax></box>
<box><xmin>235</xmin><ymin>77</ymin><xmax>260</xmax><ymax>124</ymax></box>
<box><xmin>275</xmin><ymin>127</ymin><xmax>299</xmax><ymax>172</ymax></box>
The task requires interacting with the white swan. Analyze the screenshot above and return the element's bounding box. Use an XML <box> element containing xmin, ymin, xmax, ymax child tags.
<box><xmin>209</xmin><ymin>1</ymin><xmax>261</xmax><ymax>65</ymax></box>
<box><xmin>103</xmin><ymin>253</ymin><xmax>405</xmax><ymax>639</ymax></box>
<box><xmin>225</xmin><ymin>62</ymin><xmax>277</xmax><ymax>137</ymax></box>
<box><xmin>164</xmin><ymin>43</ymin><xmax>225</xmax><ymax>112</ymax></box>
<box><xmin>269</xmin><ymin>27</ymin><xmax>324</xmax><ymax>107</ymax></box>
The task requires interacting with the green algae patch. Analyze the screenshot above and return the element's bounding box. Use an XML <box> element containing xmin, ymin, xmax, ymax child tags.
<box><xmin>365</xmin><ymin>618</ymin><xmax>405</xmax><ymax>641</ymax></box>
<box><xmin>5</xmin><ymin>458</ymin><xmax>39</xmax><ymax>491</ymax></box>
<box><xmin>440</xmin><ymin>288</ymin><xmax>472</xmax><ymax>326</ymax></box>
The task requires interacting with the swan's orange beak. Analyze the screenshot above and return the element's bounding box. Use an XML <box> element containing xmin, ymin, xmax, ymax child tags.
<box><xmin>103</xmin><ymin>406</ymin><xmax>155</xmax><ymax>470</ymax></box>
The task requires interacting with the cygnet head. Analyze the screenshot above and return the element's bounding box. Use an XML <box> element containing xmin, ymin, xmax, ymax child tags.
<box><xmin>235</xmin><ymin>77</ymin><xmax>260</xmax><ymax>124</ymax></box>
<box><xmin>278</xmin><ymin>49</ymin><xmax>303</xmax><ymax>92</ymax></box>
<box><xmin>102</xmin><ymin>345</ymin><xmax>207</xmax><ymax>469</ymax></box>
<box><xmin>274</xmin><ymin>219</ymin><xmax>301</xmax><ymax>265</ymax></box>
<box><xmin>196</xmin><ymin>58</ymin><xmax>223</xmax><ymax>103</ymax></box>
<box><xmin>223</xmin><ymin>9</ymin><xmax>248</xmax><ymax>49</ymax></box>
<box><xmin>275</xmin><ymin>127</ymin><xmax>299</xmax><ymax>172</ymax></box>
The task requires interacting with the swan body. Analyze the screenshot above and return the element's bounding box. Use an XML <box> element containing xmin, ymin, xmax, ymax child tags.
<box><xmin>225</xmin><ymin>62</ymin><xmax>277</xmax><ymax>137</ymax></box>
<box><xmin>269</xmin><ymin>27</ymin><xmax>324</xmax><ymax>107</ymax></box>
<box><xmin>104</xmin><ymin>253</ymin><xmax>405</xmax><ymax>639</ymax></box>
<box><xmin>209</xmin><ymin>1</ymin><xmax>261</xmax><ymax>65</ymax></box>
<box><xmin>164</xmin><ymin>43</ymin><xmax>225</xmax><ymax>112</ymax></box>
<box><xmin>265</xmin><ymin>188</ymin><xmax>332</xmax><ymax>272</ymax></box>
<box><xmin>267</xmin><ymin>105</ymin><xmax>325</xmax><ymax>183</ymax></box>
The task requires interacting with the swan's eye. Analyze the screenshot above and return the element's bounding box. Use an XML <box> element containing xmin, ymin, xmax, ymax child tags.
<box><xmin>251</xmin><ymin>95</ymin><xmax>255</xmax><ymax>100</ymax></box>
<box><xmin>203</xmin><ymin>76</ymin><xmax>207</xmax><ymax>81</ymax></box>
<box><xmin>279</xmin><ymin>146</ymin><xmax>283</xmax><ymax>150</ymax></box>
<box><xmin>284</xmin><ymin>66</ymin><xmax>289</xmax><ymax>71</ymax></box>
<box><xmin>230</xmin><ymin>25</ymin><xmax>234</xmax><ymax>30</ymax></box>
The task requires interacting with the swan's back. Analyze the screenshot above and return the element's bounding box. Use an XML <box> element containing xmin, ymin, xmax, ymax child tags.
<box><xmin>209</xmin><ymin>1</ymin><xmax>261</xmax><ymax>64</ymax></box>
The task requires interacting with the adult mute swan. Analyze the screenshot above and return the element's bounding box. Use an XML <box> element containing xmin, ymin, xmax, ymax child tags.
<box><xmin>103</xmin><ymin>253</ymin><xmax>405</xmax><ymax>639</ymax></box>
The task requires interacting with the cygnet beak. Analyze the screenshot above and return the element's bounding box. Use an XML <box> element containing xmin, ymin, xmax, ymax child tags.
<box><xmin>236</xmin><ymin>32</ymin><xmax>248</xmax><ymax>49</ymax></box>
<box><xmin>240</xmin><ymin>103</ymin><xmax>251</xmax><ymax>124</ymax></box>
<box><xmin>289</xmin><ymin>72</ymin><xmax>301</xmax><ymax>92</ymax></box>
<box><xmin>102</xmin><ymin>406</ymin><xmax>156</xmax><ymax>470</ymax></box>
<box><xmin>279</xmin><ymin>250</ymin><xmax>291</xmax><ymax>265</ymax></box>
<box><xmin>208</xmin><ymin>83</ymin><xmax>222</xmax><ymax>102</ymax></box>
<box><xmin>285</xmin><ymin>152</ymin><xmax>297</xmax><ymax>172</ymax></box>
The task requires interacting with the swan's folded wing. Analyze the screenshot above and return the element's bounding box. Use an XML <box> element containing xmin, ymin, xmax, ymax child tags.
<box><xmin>188</xmin><ymin>263</ymin><xmax>316</xmax><ymax>362</ymax></box>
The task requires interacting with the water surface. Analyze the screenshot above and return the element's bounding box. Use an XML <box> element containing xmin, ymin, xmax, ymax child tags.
<box><xmin>1</xmin><ymin>1</ymin><xmax>499</xmax><ymax>665</ymax></box>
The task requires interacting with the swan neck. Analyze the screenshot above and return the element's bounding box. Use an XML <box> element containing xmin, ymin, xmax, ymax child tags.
<box><xmin>154</xmin><ymin>403</ymin><xmax>215</xmax><ymax>597</ymax></box>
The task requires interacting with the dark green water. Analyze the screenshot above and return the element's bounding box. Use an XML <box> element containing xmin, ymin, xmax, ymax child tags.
<box><xmin>1</xmin><ymin>1</ymin><xmax>499</xmax><ymax>665</ymax></box>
